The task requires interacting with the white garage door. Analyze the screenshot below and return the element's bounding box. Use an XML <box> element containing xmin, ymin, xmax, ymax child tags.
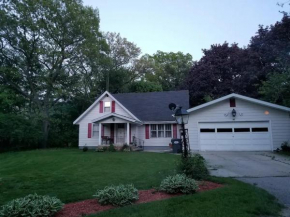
<box><xmin>199</xmin><ymin>122</ymin><xmax>272</xmax><ymax>151</ymax></box>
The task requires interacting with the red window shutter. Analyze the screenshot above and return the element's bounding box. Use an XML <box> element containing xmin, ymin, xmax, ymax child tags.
<box><xmin>99</xmin><ymin>101</ymin><xmax>103</xmax><ymax>113</ymax></box>
<box><xmin>88</xmin><ymin>123</ymin><xmax>92</xmax><ymax>138</ymax></box>
<box><xmin>145</xmin><ymin>124</ymin><xmax>150</xmax><ymax>139</ymax></box>
<box><xmin>112</xmin><ymin>101</ymin><xmax>115</xmax><ymax>113</ymax></box>
<box><xmin>110</xmin><ymin>124</ymin><xmax>114</xmax><ymax>143</ymax></box>
<box><xmin>173</xmin><ymin>124</ymin><xmax>177</xmax><ymax>139</ymax></box>
<box><xmin>230</xmin><ymin>98</ymin><xmax>236</xmax><ymax>107</ymax></box>
<box><xmin>101</xmin><ymin>125</ymin><xmax>104</xmax><ymax>136</ymax></box>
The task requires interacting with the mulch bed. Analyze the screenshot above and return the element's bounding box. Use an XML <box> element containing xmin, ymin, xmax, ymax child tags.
<box><xmin>55</xmin><ymin>181</ymin><xmax>223</xmax><ymax>217</ymax></box>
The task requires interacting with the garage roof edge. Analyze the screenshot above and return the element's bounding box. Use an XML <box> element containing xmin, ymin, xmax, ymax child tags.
<box><xmin>187</xmin><ymin>93</ymin><xmax>290</xmax><ymax>113</ymax></box>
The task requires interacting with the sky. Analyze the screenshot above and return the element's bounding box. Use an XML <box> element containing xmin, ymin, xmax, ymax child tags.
<box><xmin>83</xmin><ymin>0</ymin><xmax>284</xmax><ymax>61</ymax></box>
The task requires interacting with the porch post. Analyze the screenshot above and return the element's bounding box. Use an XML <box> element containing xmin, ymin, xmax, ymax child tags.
<box><xmin>126</xmin><ymin>122</ymin><xmax>130</xmax><ymax>144</ymax></box>
<box><xmin>98</xmin><ymin>123</ymin><xmax>102</xmax><ymax>145</ymax></box>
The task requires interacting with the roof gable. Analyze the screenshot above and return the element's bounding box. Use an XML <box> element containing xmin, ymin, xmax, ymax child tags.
<box><xmin>73</xmin><ymin>91</ymin><xmax>140</xmax><ymax>124</ymax></box>
<box><xmin>187</xmin><ymin>93</ymin><xmax>290</xmax><ymax>113</ymax></box>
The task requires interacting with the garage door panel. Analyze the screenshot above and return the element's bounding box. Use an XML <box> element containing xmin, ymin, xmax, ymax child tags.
<box><xmin>199</xmin><ymin>133</ymin><xmax>216</xmax><ymax>139</ymax></box>
<box><xmin>198</xmin><ymin>122</ymin><xmax>272</xmax><ymax>151</ymax></box>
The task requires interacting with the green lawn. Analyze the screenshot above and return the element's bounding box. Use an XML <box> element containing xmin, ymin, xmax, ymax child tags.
<box><xmin>0</xmin><ymin>149</ymin><xmax>283</xmax><ymax>217</ymax></box>
<box><xmin>279</xmin><ymin>151</ymin><xmax>290</xmax><ymax>157</ymax></box>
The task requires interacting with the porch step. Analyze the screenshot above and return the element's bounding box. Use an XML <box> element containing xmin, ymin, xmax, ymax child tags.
<box><xmin>130</xmin><ymin>145</ymin><xmax>143</xmax><ymax>152</ymax></box>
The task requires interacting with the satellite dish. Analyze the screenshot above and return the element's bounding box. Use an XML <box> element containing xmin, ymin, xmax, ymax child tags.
<box><xmin>168</xmin><ymin>103</ymin><xmax>176</xmax><ymax>111</ymax></box>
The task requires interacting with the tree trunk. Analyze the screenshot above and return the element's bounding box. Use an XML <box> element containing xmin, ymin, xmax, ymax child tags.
<box><xmin>42</xmin><ymin>119</ymin><xmax>49</xmax><ymax>149</ymax></box>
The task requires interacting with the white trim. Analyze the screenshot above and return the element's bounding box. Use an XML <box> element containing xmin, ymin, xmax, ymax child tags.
<box><xmin>144</xmin><ymin>121</ymin><xmax>176</xmax><ymax>124</ymax></box>
<box><xmin>187</xmin><ymin>93</ymin><xmax>290</xmax><ymax>113</ymax></box>
<box><xmin>73</xmin><ymin>91</ymin><xmax>141</xmax><ymax>124</ymax></box>
<box><xmin>91</xmin><ymin>113</ymin><xmax>142</xmax><ymax>125</ymax></box>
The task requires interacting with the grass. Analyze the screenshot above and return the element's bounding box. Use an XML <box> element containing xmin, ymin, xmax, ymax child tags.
<box><xmin>0</xmin><ymin>149</ymin><xmax>177</xmax><ymax>205</ymax></box>
<box><xmin>279</xmin><ymin>151</ymin><xmax>290</xmax><ymax>157</ymax></box>
<box><xmin>0</xmin><ymin>149</ymin><xmax>283</xmax><ymax>217</ymax></box>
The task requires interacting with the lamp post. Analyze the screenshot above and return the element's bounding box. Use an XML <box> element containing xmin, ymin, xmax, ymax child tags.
<box><xmin>174</xmin><ymin>106</ymin><xmax>189</xmax><ymax>158</ymax></box>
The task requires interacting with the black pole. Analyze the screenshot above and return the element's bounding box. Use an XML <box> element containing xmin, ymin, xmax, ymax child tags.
<box><xmin>181</xmin><ymin>122</ymin><xmax>188</xmax><ymax>158</ymax></box>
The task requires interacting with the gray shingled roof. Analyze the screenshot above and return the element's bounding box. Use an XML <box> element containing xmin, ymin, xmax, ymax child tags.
<box><xmin>112</xmin><ymin>90</ymin><xmax>189</xmax><ymax>122</ymax></box>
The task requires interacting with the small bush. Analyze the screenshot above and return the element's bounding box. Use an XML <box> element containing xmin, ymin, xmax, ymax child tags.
<box><xmin>108</xmin><ymin>144</ymin><xmax>116</xmax><ymax>152</ymax></box>
<box><xmin>120</xmin><ymin>144</ymin><xmax>130</xmax><ymax>152</ymax></box>
<box><xmin>0</xmin><ymin>194</ymin><xmax>63</xmax><ymax>217</ymax></box>
<box><xmin>94</xmin><ymin>184</ymin><xmax>138</xmax><ymax>206</ymax></box>
<box><xmin>159</xmin><ymin>174</ymin><xmax>198</xmax><ymax>194</ymax></box>
<box><xmin>177</xmin><ymin>154</ymin><xmax>209</xmax><ymax>180</ymax></box>
<box><xmin>83</xmin><ymin>146</ymin><xmax>88</xmax><ymax>152</ymax></box>
<box><xmin>281</xmin><ymin>141</ymin><xmax>290</xmax><ymax>152</ymax></box>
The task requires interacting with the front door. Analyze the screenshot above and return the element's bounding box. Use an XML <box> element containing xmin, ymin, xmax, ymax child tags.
<box><xmin>116</xmin><ymin>124</ymin><xmax>125</xmax><ymax>144</ymax></box>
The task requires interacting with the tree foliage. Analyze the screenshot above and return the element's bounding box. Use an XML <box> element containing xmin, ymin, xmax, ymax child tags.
<box><xmin>185</xmin><ymin>43</ymin><xmax>260</xmax><ymax>106</ymax></box>
<box><xmin>136</xmin><ymin>51</ymin><xmax>193</xmax><ymax>91</ymax></box>
<box><xmin>0</xmin><ymin>0</ymin><xmax>107</xmax><ymax>148</ymax></box>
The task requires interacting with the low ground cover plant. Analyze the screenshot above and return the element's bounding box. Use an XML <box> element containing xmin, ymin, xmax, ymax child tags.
<box><xmin>159</xmin><ymin>174</ymin><xmax>198</xmax><ymax>194</ymax></box>
<box><xmin>0</xmin><ymin>194</ymin><xmax>63</xmax><ymax>217</ymax></box>
<box><xmin>281</xmin><ymin>141</ymin><xmax>290</xmax><ymax>152</ymax></box>
<box><xmin>177</xmin><ymin>154</ymin><xmax>209</xmax><ymax>180</ymax></box>
<box><xmin>94</xmin><ymin>184</ymin><xmax>139</xmax><ymax>206</ymax></box>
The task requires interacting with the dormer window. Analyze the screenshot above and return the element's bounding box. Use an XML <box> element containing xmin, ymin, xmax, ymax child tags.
<box><xmin>104</xmin><ymin>102</ymin><xmax>111</xmax><ymax>112</ymax></box>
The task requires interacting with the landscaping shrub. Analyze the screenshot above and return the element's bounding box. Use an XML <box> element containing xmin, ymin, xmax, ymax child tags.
<box><xmin>108</xmin><ymin>144</ymin><xmax>116</xmax><ymax>152</ymax></box>
<box><xmin>93</xmin><ymin>184</ymin><xmax>138</xmax><ymax>206</ymax></box>
<box><xmin>177</xmin><ymin>154</ymin><xmax>209</xmax><ymax>180</ymax></box>
<box><xmin>83</xmin><ymin>146</ymin><xmax>88</xmax><ymax>152</ymax></box>
<box><xmin>281</xmin><ymin>141</ymin><xmax>290</xmax><ymax>152</ymax></box>
<box><xmin>0</xmin><ymin>194</ymin><xmax>63</xmax><ymax>217</ymax></box>
<box><xmin>159</xmin><ymin>174</ymin><xmax>198</xmax><ymax>194</ymax></box>
<box><xmin>120</xmin><ymin>143</ymin><xmax>130</xmax><ymax>152</ymax></box>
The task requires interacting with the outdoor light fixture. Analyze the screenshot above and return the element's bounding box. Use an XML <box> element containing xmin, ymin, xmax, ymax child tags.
<box><xmin>232</xmin><ymin>109</ymin><xmax>237</xmax><ymax>119</ymax></box>
<box><xmin>174</xmin><ymin>107</ymin><xmax>189</xmax><ymax>125</ymax></box>
<box><xmin>169</xmin><ymin>103</ymin><xmax>190</xmax><ymax>158</ymax></box>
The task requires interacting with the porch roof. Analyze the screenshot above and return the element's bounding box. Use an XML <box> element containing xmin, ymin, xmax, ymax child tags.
<box><xmin>91</xmin><ymin>113</ymin><xmax>143</xmax><ymax>125</ymax></box>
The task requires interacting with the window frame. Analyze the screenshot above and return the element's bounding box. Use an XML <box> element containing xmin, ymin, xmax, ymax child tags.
<box><xmin>104</xmin><ymin>101</ymin><xmax>111</xmax><ymax>113</ymax></box>
<box><xmin>92</xmin><ymin>124</ymin><xmax>99</xmax><ymax>138</ymax></box>
<box><xmin>150</xmin><ymin>124</ymin><xmax>172</xmax><ymax>138</ymax></box>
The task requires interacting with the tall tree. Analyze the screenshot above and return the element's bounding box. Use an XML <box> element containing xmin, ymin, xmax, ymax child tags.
<box><xmin>104</xmin><ymin>32</ymin><xmax>141</xmax><ymax>93</ymax></box>
<box><xmin>185</xmin><ymin>43</ymin><xmax>261</xmax><ymax>106</ymax></box>
<box><xmin>135</xmin><ymin>51</ymin><xmax>193</xmax><ymax>91</ymax></box>
<box><xmin>0</xmin><ymin>0</ymin><xmax>107</xmax><ymax>148</ymax></box>
<box><xmin>249</xmin><ymin>14</ymin><xmax>290</xmax><ymax>77</ymax></box>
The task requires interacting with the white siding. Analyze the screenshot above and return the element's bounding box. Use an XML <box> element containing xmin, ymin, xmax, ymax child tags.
<box><xmin>187</xmin><ymin>99</ymin><xmax>290</xmax><ymax>151</ymax></box>
<box><xmin>77</xmin><ymin>96</ymin><xmax>134</xmax><ymax>147</ymax></box>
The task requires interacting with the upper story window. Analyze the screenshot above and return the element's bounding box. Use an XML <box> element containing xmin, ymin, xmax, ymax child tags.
<box><xmin>104</xmin><ymin>102</ymin><xmax>111</xmax><ymax>112</ymax></box>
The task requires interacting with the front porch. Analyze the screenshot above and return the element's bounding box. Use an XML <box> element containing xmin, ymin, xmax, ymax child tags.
<box><xmin>99</xmin><ymin>123</ymin><xmax>131</xmax><ymax>145</ymax></box>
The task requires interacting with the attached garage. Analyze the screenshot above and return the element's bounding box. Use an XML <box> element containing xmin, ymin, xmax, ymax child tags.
<box><xmin>199</xmin><ymin>122</ymin><xmax>272</xmax><ymax>151</ymax></box>
<box><xmin>187</xmin><ymin>93</ymin><xmax>290</xmax><ymax>152</ymax></box>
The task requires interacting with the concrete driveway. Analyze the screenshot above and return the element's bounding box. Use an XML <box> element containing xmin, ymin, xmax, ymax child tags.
<box><xmin>200</xmin><ymin>152</ymin><xmax>290</xmax><ymax>214</ymax></box>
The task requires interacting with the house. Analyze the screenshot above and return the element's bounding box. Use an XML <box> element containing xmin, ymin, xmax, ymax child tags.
<box><xmin>74</xmin><ymin>91</ymin><xmax>290</xmax><ymax>152</ymax></box>
<box><xmin>187</xmin><ymin>93</ymin><xmax>290</xmax><ymax>151</ymax></box>
<box><xmin>73</xmin><ymin>90</ymin><xmax>189</xmax><ymax>150</ymax></box>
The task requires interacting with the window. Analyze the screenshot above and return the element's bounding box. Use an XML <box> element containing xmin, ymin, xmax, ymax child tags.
<box><xmin>200</xmin><ymin>128</ymin><xmax>215</xmax><ymax>133</ymax></box>
<box><xmin>234</xmin><ymin>128</ymin><xmax>250</xmax><ymax>132</ymax></box>
<box><xmin>151</xmin><ymin>124</ymin><xmax>172</xmax><ymax>138</ymax></box>
<box><xmin>158</xmin><ymin>125</ymin><xmax>164</xmax><ymax>137</ymax></box>
<box><xmin>252</xmin><ymin>127</ymin><xmax>268</xmax><ymax>132</ymax></box>
<box><xmin>165</xmin><ymin>124</ymin><xmax>172</xmax><ymax>137</ymax></box>
<box><xmin>104</xmin><ymin>101</ymin><xmax>111</xmax><ymax>112</ymax></box>
<box><xmin>93</xmin><ymin>124</ymin><xmax>99</xmax><ymax>138</ymax></box>
<box><xmin>151</xmin><ymin>124</ymin><xmax>157</xmax><ymax>138</ymax></box>
<box><xmin>217</xmin><ymin>128</ymin><xmax>233</xmax><ymax>133</ymax></box>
